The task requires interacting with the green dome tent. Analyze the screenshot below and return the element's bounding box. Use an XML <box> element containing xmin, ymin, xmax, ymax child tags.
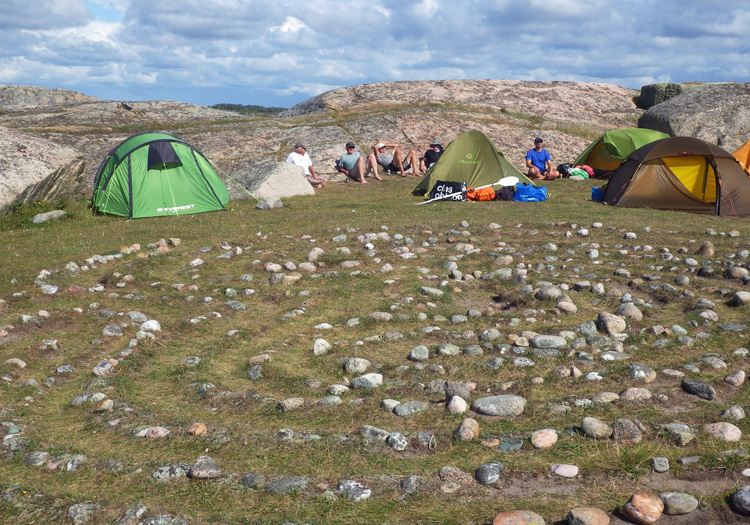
<box><xmin>411</xmin><ymin>130</ymin><xmax>531</xmax><ymax>197</ymax></box>
<box><xmin>574</xmin><ymin>128</ymin><xmax>669</xmax><ymax>176</ymax></box>
<box><xmin>92</xmin><ymin>131</ymin><xmax>229</xmax><ymax>218</ymax></box>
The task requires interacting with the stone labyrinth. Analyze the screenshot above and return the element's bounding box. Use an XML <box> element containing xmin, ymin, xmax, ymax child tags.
<box><xmin>2</xmin><ymin>217</ymin><xmax>750</xmax><ymax>524</ymax></box>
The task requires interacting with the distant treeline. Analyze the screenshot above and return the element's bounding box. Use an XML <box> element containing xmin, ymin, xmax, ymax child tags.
<box><xmin>210</xmin><ymin>103</ymin><xmax>285</xmax><ymax>115</ymax></box>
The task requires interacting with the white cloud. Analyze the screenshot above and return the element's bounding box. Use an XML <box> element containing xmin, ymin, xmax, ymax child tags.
<box><xmin>276</xmin><ymin>16</ymin><xmax>305</xmax><ymax>33</ymax></box>
<box><xmin>0</xmin><ymin>0</ymin><xmax>747</xmax><ymax>108</ymax></box>
<box><xmin>26</xmin><ymin>19</ymin><xmax>120</xmax><ymax>43</ymax></box>
<box><xmin>0</xmin><ymin>0</ymin><xmax>91</xmax><ymax>30</ymax></box>
<box><xmin>414</xmin><ymin>0</ymin><xmax>440</xmax><ymax>17</ymax></box>
<box><xmin>277</xmin><ymin>83</ymin><xmax>341</xmax><ymax>97</ymax></box>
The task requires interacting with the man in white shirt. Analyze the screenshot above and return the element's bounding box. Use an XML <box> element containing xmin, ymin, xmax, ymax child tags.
<box><xmin>286</xmin><ymin>143</ymin><xmax>326</xmax><ymax>188</ymax></box>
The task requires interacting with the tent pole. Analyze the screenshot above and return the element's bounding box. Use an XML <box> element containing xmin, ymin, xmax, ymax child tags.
<box><xmin>208</xmin><ymin>159</ymin><xmax>260</xmax><ymax>202</ymax></box>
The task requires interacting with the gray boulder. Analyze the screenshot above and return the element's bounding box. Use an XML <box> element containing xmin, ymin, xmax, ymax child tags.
<box><xmin>471</xmin><ymin>395</ymin><xmax>526</xmax><ymax>416</ymax></box>
<box><xmin>337</xmin><ymin>479</ymin><xmax>371</xmax><ymax>502</ymax></box>
<box><xmin>360</xmin><ymin>425</ymin><xmax>390</xmax><ymax>443</ymax></box>
<box><xmin>581</xmin><ymin>417</ymin><xmax>613</xmax><ymax>439</ymax></box>
<box><xmin>659</xmin><ymin>491</ymin><xmax>699</xmax><ymax>515</ymax></box>
<box><xmin>152</xmin><ymin>463</ymin><xmax>190</xmax><ymax>482</ymax></box>
<box><xmin>732</xmin><ymin>485</ymin><xmax>750</xmax><ymax>515</ymax></box>
<box><xmin>635</xmin><ymin>82</ymin><xmax>687</xmax><ymax>109</ymax></box>
<box><xmin>237</xmin><ymin>161</ymin><xmax>314</xmax><ymax>201</ymax></box>
<box><xmin>188</xmin><ymin>455</ymin><xmax>221</xmax><ymax>479</ymax></box>
<box><xmin>661</xmin><ymin>423</ymin><xmax>696</xmax><ymax>446</ymax></box>
<box><xmin>113</xmin><ymin>503</ymin><xmax>148</xmax><ymax>525</ymax></box>
<box><xmin>255</xmin><ymin>197</ymin><xmax>283</xmax><ymax>210</ymax></box>
<box><xmin>352</xmin><ymin>373</ymin><xmax>383</xmax><ymax>389</ymax></box>
<box><xmin>240</xmin><ymin>472</ymin><xmax>267</xmax><ymax>489</ymax></box>
<box><xmin>529</xmin><ymin>334</ymin><xmax>567</xmax><ymax>349</ymax></box>
<box><xmin>67</xmin><ymin>503</ymin><xmax>99</xmax><ymax>525</ymax></box>
<box><xmin>638</xmin><ymin>83</ymin><xmax>750</xmax><ymax>151</ymax></box>
<box><xmin>32</xmin><ymin>210</ymin><xmax>67</xmax><ymax>224</ymax></box>
<box><xmin>393</xmin><ymin>400</ymin><xmax>429</xmax><ymax>417</ymax></box>
<box><xmin>681</xmin><ymin>378</ymin><xmax>716</xmax><ymax>400</ymax></box>
<box><xmin>267</xmin><ymin>476</ymin><xmax>308</xmax><ymax>495</ymax></box>
<box><xmin>475</xmin><ymin>462</ymin><xmax>504</xmax><ymax>484</ymax></box>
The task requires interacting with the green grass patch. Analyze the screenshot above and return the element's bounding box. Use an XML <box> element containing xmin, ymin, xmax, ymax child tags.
<box><xmin>1</xmin><ymin>176</ymin><xmax>750</xmax><ymax>523</ymax></box>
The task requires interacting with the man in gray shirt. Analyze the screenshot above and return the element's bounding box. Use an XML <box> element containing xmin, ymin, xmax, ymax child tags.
<box><xmin>367</xmin><ymin>141</ymin><xmax>421</xmax><ymax>177</ymax></box>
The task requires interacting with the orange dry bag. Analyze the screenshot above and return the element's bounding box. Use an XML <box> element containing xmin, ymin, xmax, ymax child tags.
<box><xmin>466</xmin><ymin>187</ymin><xmax>496</xmax><ymax>201</ymax></box>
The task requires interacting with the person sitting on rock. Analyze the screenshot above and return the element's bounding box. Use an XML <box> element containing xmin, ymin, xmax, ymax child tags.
<box><xmin>286</xmin><ymin>143</ymin><xmax>326</xmax><ymax>188</ymax></box>
<box><xmin>367</xmin><ymin>141</ymin><xmax>421</xmax><ymax>177</ymax></box>
<box><xmin>525</xmin><ymin>137</ymin><xmax>560</xmax><ymax>180</ymax></box>
<box><xmin>337</xmin><ymin>141</ymin><xmax>380</xmax><ymax>183</ymax></box>
<box><xmin>420</xmin><ymin>139</ymin><xmax>444</xmax><ymax>172</ymax></box>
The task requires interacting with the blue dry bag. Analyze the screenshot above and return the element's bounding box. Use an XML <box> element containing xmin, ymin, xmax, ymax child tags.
<box><xmin>512</xmin><ymin>184</ymin><xmax>547</xmax><ymax>202</ymax></box>
<box><xmin>591</xmin><ymin>187</ymin><xmax>604</xmax><ymax>202</ymax></box>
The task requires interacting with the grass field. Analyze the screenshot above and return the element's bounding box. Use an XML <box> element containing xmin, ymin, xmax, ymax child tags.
<box><xmin>1</xmin><ymin>176</ymin><xmax>750</xmax><ymax>524</ymax></box>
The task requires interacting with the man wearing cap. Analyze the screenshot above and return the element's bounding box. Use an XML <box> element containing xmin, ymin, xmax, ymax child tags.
<box><xmin>420</xmin><ymin>139</ymin><xmax>444</xmax><ymax>172</ymax></box>
<box><xmin>337</xmin><ymin>142</ymin><xmax>379</xmax><ymax>183</ymax></box>
<box><xmin>368</xmin><ymin>141</ymin><xmax>421</xmax><ymax>177</ymax></box>
<box><xmin>525</xmin><ymin>137</ymin><xmax>560</xmax><ymax>180</ymax></box>
<box><xmin>287</xmin><ymin>143</ymin><xmax>326</xmax><ymax>188</ymax></box>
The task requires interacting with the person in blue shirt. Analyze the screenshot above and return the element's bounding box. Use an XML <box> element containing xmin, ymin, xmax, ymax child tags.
<box><xmin>525</xmin><ymin>137</ymin><xmax>560</xmax><ymax>180</ymax></box>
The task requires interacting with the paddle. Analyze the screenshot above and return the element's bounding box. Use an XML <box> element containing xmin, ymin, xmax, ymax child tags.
<box><xmin>415</xmin><ymin>176</ymin><xmax>519</xmax><ymax>205</ymax></box>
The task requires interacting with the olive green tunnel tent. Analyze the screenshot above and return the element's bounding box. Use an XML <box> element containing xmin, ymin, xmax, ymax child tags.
<box><xmin>600</xmin><ymin>137</ymin><xmax>750</xmax><ymax>216</ymax></box>
<box><xmin>92</xmin><ymin>131</ymin><xmax>230</xmax><ymax>218</ymax></box>
<box><xmin>411</xmin><ymin>130</ymin><xmax>532</xmax><ymax>197</ymax></box>
<box><xmin>574</xmin><ymin>128</ymin><xmax>669</xmax><ymax>177</ymax></box>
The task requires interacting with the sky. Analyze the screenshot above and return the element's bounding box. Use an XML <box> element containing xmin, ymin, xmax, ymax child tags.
<box><xmin>1</xmin><ymin>0</ymin><xmax>748</xmax><ymax>109</ymax></box>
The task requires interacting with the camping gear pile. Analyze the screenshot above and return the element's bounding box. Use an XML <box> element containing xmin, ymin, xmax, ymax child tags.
<box><xmin>559</xmin><ymin>164</ymin><xmax>594</xmax><ymax>179</ymax></box>
<box><xmin>417</xmin><ymin>175</ymin><xmax>521</xmax><ymax>205</ymax></box>
<box><xmin>92</xmin><ymin>132</ymin><xmax>229</xmax><ymax>219</ymax></box>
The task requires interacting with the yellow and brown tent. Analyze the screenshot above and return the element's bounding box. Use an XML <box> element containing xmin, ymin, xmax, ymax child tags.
<box><xmin>601</xmin><ymin>137</ymin><xmax>750</xmax><ymax>216</ymax></box>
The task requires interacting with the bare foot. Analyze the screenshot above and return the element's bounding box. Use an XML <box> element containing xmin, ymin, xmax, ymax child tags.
<box><xmin>360</xmin><ymin>179</ymin><xmax>368</xmax><ymax>184</ymax></box>
<box><xmin>374</xmin><ymin>175</ymin><xmax>383</xmax><ymax>181</ymax></box>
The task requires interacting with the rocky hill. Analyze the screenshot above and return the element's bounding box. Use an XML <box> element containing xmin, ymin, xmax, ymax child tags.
<box><xmin>0</xmin><ymin>80</ymin><xmax>642</xmax><ymax>211</ymax></box>
<box><xmin>0</xmin><ymin>127</ymin><xmax>86</xmax><ymax>215</ymax></box>
<box><xmin>0</xmin><ymin>85</ymin><xmax>98</xmax><ymax>107</ymax></box>
<box><xmin>1</xmin><ymin>80</ymin><xmax>749</xmax><ymax>215</ymax></box>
